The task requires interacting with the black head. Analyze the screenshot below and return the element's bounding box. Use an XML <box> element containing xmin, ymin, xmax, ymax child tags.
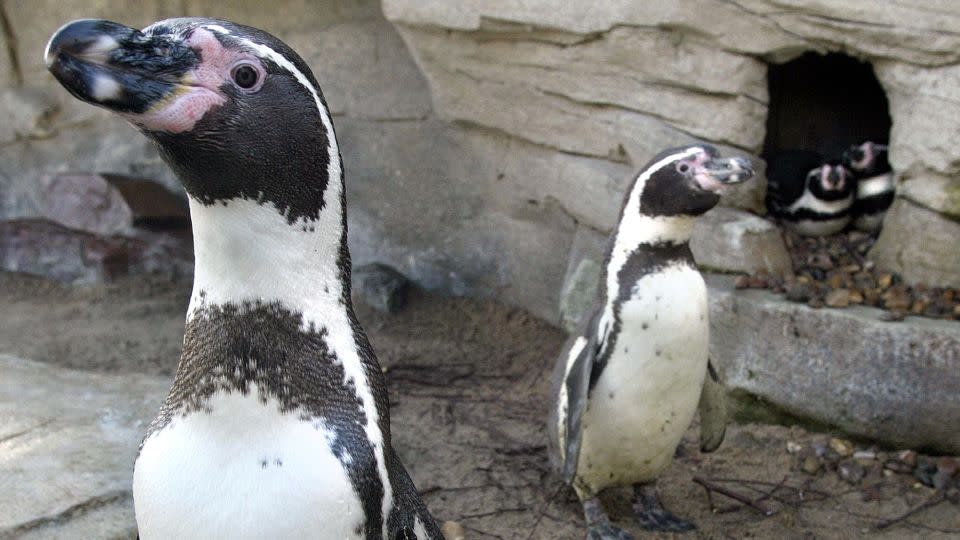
<box><xmin>842</xmin><ymin>141</ymin><xmax>891</xmax><ymax>178</ymax></box>
<box><xmin>806</xmin><ymin>161</ymin><xmax>854</xmax><ymax>201</ymax></box>
<box><xmin>45</xmin><ymin>18</ymin><xmax>336</xmax><ymax>223</ymax></box>
<box><xmin>634</xmin><ymin>145</ymin><xmax>754</xmax><ymax>217</ymax></box>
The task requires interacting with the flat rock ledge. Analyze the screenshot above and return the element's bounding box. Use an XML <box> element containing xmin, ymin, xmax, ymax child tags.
<box><xmin>708</xmin><ymin>276</ymin><xmax>960</xmax><ymax>454</ymax></box>
<box><xmin>0</xmin><ymin>356</ymin><xmax>167</xmax><ymax>540</ymax></box>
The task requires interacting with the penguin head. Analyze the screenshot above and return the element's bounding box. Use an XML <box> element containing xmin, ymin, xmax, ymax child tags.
<box><xmin>842</xmin><ymin>141</ymin><xmax>890</xmax><ymax>177</ymax></box>
<box><xmin>45</xmin><ymin>18</ymin><xmax>336</xmax><ymax>223</ymax></box>
<box><xmin>807</xmin><ymin>162</ymin><xmax>853</xmax><ymax>201</ymax></box>
<box><xmin>635</xmin><ymin>144</ymin><xmax>754</xmax><ymax>217</ymax></box>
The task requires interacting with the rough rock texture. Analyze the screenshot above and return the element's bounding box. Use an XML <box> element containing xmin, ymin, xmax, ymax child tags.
<box><xmin>871</xmin><ymin>198</ymin><xmax>960</xmax><ymax>289</ymax></box>
<box><xmin>0</xmin><ymin>355</ymin><xmax>167</xmax><ymax>539</ymax></box>
<box><xmin>384</xmin><ymin>0</ymin><xmax>960</xmax><ymax>300</ymax></box>
<box><xmin>37</xmin><ymin>174</ymin><xmax>134</xmax><ymax>236</ymax></box>
<box><xmin>691</xmin><ymin>207</ymin><xmax>792</xmax><ymax>276</ymax></box>
<box><xmin>708</xmin><ymin>276</ymin><xmax>960</xmax><ymax>454</ymax></box>
<box><xmin>5</xmin><ymin>0</ymin><xmax>960</xmax><ymax>320</ymax></box>
<box><xmin>0</xmin><ymin>219</ymin><xmax>193</xmax><ymax>283</ymax></box>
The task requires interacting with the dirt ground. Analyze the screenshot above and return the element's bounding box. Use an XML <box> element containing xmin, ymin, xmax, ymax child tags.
<box><xmin>1</xmin><ymin>271</ymin><xmax>958</xmax><ymax>539</ymax></box>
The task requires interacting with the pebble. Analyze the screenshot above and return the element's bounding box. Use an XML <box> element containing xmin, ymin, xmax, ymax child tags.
<box><xmin>898</xmin><ymin>450</ymin><xmax>919</xmax><ymax>467</ymax></box>
<box><xmin>741</xmin><ymin>230</ymin><xmax>960</xmax><ymax>321</ymax></box>
<box><xmin>441</xmin><ymin>521</ymin><xmax>466</xmax><ymax>540</ymax></box>
<box><xmin>825</xmin><ymin>289</ymin><xmax>851</xmax><ymax>308</ymax></box>
<box><xmin>786</xmin><ymin>441</ymin><xmax>803</xmax><ymax>454</ymax></box>
<box><xmin>801</xmin><ymin>455</ymin><xmax>822</xmax><ymax>475</ymax></box>
<box><xmin>838</xmin><ymin>460</ymin><xmax>866</xmax><ymax>485</ymax></box>
<box><xmin>829</xmin><ymin>438</ymin><xmax>855</xmax><ymax>457</ymax></box>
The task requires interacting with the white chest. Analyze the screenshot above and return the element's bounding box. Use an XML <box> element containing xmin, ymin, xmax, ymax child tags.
<box><xmin>575</xmin><ymin>267</ymin><xmax>710</xmax><ymax>493</ymax></box>
<box><xmin>133</xmin><ymin>387</ymin><xmax>365</xmax><ymax>540</ymax></box>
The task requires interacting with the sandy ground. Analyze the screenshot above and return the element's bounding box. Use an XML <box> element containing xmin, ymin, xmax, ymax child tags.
<box><xmin>1</xmin><ymin>271</ymin><xmax>958</xmax><ymax>540</ymax></box>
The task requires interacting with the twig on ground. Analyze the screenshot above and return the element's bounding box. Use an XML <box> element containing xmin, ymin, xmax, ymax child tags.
<box><xmin>693</xmin><ymin>476</ymin><xmax>777</xmax><ymax>516</ymax></box>
<box><xmin>876</xmin><ymin>491</ymin><xmax>947</xmax><ymax>530</ymax></box>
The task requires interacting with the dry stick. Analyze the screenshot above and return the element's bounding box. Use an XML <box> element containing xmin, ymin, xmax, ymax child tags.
<box><xmin>522</xmin><ymin>480</ymin><xmax>567</xmax><ymax>540</ymax></box>
<box><xmin>875</xmin><ymin>491</ymin><xmax>947</xmax><ymax>531</ymax></box>
<box><xmin>693</xmin><ymin>477</ymin><xmax>777</xmax><ymax>517</ymax></box>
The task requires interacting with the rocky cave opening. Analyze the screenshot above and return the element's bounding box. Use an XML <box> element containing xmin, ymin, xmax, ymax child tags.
<box><xmin>761</xmin><ymin>52</ymin><xmax>891</xmax><ymax>163</ymax></box>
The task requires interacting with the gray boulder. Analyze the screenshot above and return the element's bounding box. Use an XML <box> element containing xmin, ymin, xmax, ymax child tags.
<box><xmin>0</xmin><ymin>355</ymin><xmax>167</xmax><ymax>539</ymax></box>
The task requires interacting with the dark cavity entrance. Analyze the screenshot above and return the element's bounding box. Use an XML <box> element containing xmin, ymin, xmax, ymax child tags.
<box><xmin>762</xmin><ymin>52</ymin><xmax>891</xmax><ymax>162</ymax></box>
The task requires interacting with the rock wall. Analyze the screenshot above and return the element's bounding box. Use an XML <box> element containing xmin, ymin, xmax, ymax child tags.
<box><xmin>3</xmin><ymin>1</ymin><xmax>960</xmax><ymax>323</ymax></box>
<box><xmin>383</xmin><ymin>0</ymin><xmax>960</xmax><ymax>313</ymax></box>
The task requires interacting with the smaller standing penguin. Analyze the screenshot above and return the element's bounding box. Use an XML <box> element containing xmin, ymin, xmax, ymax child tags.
<box><xmin>548</xmin><ymin>145</ymin><xmax>753</xmax><ymax>540</ymax></box>
<box><xmin>843</xmin><ymin>141</ymin><xmax>894</xmax><ymax>232</ymax></box>
<box><xmin>767</xmin><ymin>150</ymin><xmax>854</xmax><ymax>236</ymax></box>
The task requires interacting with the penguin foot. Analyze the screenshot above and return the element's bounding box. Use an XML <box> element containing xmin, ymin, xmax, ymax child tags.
<box><xmin>632</xmin><ymin>483</ymin><xmax>696</xmax><ymax>533</ymax></box>
<box><xmin>586</xmin><ymin>523</ymin><xmax>636</xmax><ymax>540</ymax></box>
<box><xmin>581</xmin><ymin>496</ymin><xmax>635</xmax><ymax>540</ymax></box>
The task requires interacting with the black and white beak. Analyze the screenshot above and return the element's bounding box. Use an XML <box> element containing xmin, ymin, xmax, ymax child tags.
<box><xmin>45</xmin><ymin>19</ymin><xmax>199</xmax><ymax>115</ymax></box>
<box><xmin>692</xmin><ymin>153</ymin><xmax>754</xmax><ymax>193</ymax></box>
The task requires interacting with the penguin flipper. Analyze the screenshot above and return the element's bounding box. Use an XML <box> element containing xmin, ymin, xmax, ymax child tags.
<box><xmin>386</xmin><ymin>447</ymin><xmax>444</xmax><ymax>539</ymax></box>
<box><xmin>698</xmin><ymin>359</ymin><xmax>727</xmax><ymax>453</ymax></box>
<box><xmin>548</xmin><ymin>309</ymin><xmax>604</xmax><ymax>485</ymax></box>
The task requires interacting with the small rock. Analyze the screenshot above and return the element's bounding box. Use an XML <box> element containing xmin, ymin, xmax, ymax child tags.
<box><xmin>801</xmin><ymin>455</ymin><xmax>823</xmax><ymax>475</ymax></box>
<box><xmin>786</xmin><ymin>441</ymin><xmax>803</xmax><ymax>454</ymax></box>
<box><xmin>938</xmin><ymin>457</ymin><xmax>959</xmax><ymax>478</ymax></box>
<box><xmin>885</xmin><ymin>460</ymin><xmax>914</xmax><ymax>474</ymax></box>
<box><xmin>37</xmin><ymin>173</ymin><xmax>134</xmax><ymax>236</ymax></box>
<box><xmin>898</xmin><ymin>450</ymin><xmax>919</xmax><ymax>468</ymax></box>
<box><xmin>838</xmin><ymin>460</ymin><xmax>866</xmax><ymax>485</ymax></box>
<box><xmin>882</xmin><ymin>288</ymin><xmax>911</xmax><ymax>311</ymax></box>
<box><xmin>829</xmin><ymin>438</ymin><xmax>855</xmax><ymax>457</ymax></box>
<box><xmin>933</xmin><ymin>470</ymin><xmax>954</xmax><ymax>491</ymax></box>
<box><xmin>441</xmin><ymin>521</ymin><xmax>466</xmax><ymax>540</ymax></box>
<box><xmin>880</xmin><ymin>310</ymin><xmax>907</xmax><ymax>322</ymax></box>
<box><xmin>878</xmin><ymin>273</ymin><xmax>893</xmax><ymax>290</ymax></box>
<box><xmin>808</xmin><ymin>253</ymin><xmax>834</xmax><ymax>271</ymax></box>
<box><xmin>914</xmin><ymin>457</ymin><xmax>938</xmax><ymax>487</ymax></box>
<box><xmin>853</xmin><ymin>450</ymin><xmax>877</xmax><ymax>461</ymax></box>
<box><xmin>785</xmin><ymin>282</ymin><xmax>813</xmax><ymax>303</ymax></box>
<box><xmin>353</xmin><ymin>263</ymin><xmax>411</xmax><ymax>313</ymax></box>
<box><xmin>807</xmin><ymin>297</ymin><xmax>824</xmax><ymax>309</ymax></box>
<box><xmin>861</xmin><ymin>484</ymin><xmax>882</xmax><ymax>502</ymax></box>
<box><xmin>825</xmin><ymin>289</ymin><xmax>851</xmax><ymax>308</ymax></box>
<box><xmin>734</xmin><ymin>275</ymin><xmax>751</xmax><ymax>289</ymax></box>
<box><xmin>848</xmin><ymin>290</ymin><xmax>864</xmax><ymax>304</ymax></box>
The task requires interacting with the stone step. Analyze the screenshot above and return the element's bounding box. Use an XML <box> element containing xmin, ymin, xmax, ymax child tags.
<box><xmin>0</xmin><ymin>355</ymin><xmax>167</xmax><ymax>539</ymax></box>
<box><xmin>708</xmin><ymin>275</ymin><xmax>960</xmax><ymax>454</ymax></box>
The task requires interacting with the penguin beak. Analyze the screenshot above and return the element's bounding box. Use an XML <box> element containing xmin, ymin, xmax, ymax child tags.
<box><xmin>821</xmin><ymin>165</ymin><xmax>847</xmax><ymax>191</ymax></box>
<box><xmin>45</xmin><ymin>19</ymin><xmax>199</xmax><ymax>115</ymax></box>
<box><xmin>693</xmin><ymin>155</ymin><xmax>754</xmax><ymax>192</ymax></box>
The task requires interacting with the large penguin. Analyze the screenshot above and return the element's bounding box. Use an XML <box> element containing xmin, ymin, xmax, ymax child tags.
<box><xmin>46</xmin><ymin>18</ymin><xmax>442</xmax><ymax>540</ymax></box>
<box><xmin>548</xmin><ymin>145</ymin><xmax>751</xmax><ymax>539</ymax></box>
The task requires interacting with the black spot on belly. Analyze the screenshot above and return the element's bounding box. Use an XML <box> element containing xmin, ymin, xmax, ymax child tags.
<box><xmin>260</xmin><ymin>459</ymin><xmax>268</xmax><ymax>469</ymax></box>
<box><xmin>642</xmin><ymin>323</ymin><xmax>648</xmax><ymax>330</ymax></box>
<box><xmin>655</xmin><ymin>349</ymin><xmax>662</xmax><ymax>357</ymax></box>
<box><xmin>608</xmin><ymin>392</ymin><xmax>615</xmax><ymax>399</ymax></box>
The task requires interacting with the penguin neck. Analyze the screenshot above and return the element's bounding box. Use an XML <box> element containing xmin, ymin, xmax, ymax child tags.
<box><xmin>185</xmin><ymin>183</ymin><xmax>353</xmax><ymax>329</ymax></box>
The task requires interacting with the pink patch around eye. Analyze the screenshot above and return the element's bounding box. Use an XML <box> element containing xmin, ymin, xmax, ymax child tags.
<box><xmin>122</xmin><ymin>27</ymin><xmax>258</xmax><ymax>134</ymax></box>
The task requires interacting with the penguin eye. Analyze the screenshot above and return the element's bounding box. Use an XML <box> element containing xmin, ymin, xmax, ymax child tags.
<box><xmin>231</xmin><ymin>63</ymin><xmax>260</xmax><ymax>90</ymax></box>
<box><xmin>676</xmin><ymin>162</ymin><xmax>691</xmax><ymax>174</ymax></box>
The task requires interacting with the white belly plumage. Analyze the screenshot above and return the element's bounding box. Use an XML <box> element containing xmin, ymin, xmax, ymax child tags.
<box><xmin>133</xmin><ymin>385</ymin><xmax>365</xmax><ymax>539</ymax></box>
<box><xmin>575</xmin><ymin>267</ymin><xmax>709</xmax><ymax>494</ymax></box>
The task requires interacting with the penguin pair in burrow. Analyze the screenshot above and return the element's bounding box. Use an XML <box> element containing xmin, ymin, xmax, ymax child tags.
<box><xmin>548</xmin><ymin>145</ymin><xmax>752</xmax><ymax>539</ymax></box>
<box><xmin>46</xmin><ymin>18</ymin><xmax>443</xmax><ymax>540</ymax></box>
<box><xmin>766</xmin><ymin>149</ymin><xmax>855</xmax><ymax>236</ymax></box>
<box><xmin>843</xmin><ymin>141</ymin><xmax>895</xmax><ymax>232</ymax></box>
